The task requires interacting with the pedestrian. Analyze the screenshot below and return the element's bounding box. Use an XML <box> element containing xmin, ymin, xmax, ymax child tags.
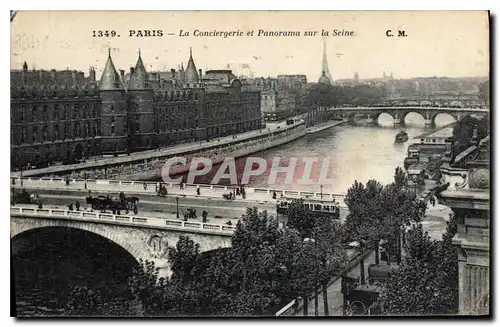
<box><xmin>65</xmin><ymin>177</ymin><xmax>70</xmax><ymax>186</ymax></box>
<box><xmin>202</xmin><ymin>210</ymin><xmax>208</xmax><ymax>223</ymax></box>
<box><xmin>156</xmin><ymin>182</ymin><xmax>160</xmax><ymax>193</ymax></box>
<box><xmin>143</xmin><ymin>182</ymin><xmax>147</xmax><ymax>190</ymax></box>
<box><xmin>133</xmin><ymin>205</ymin><xmax>138</xmax><ymax>215</ymax></box>
<box><xmin>196</xmin><ymin>185</ymin><xmax>200</xmax><ymax>196</ymax></box>
<box><xmin>272</xmin><ymin>191</ymin><xmax>277</xmax><ymax>199</ymax></box>
<box><xmin>84</xmin><ymin>181</ymin><xmax>87</xmax><ymax>189</ymax></box>
<box><xmin>75</xmin><ymin>201</ymin><xmax>80</xmax><ymax>211</ymax></box>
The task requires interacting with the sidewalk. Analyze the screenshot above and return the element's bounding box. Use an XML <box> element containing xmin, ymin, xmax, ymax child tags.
<box><xmin>12</xmin><ymin>178</ymin><xmax>347</xmax><ymax>208</ymax></box>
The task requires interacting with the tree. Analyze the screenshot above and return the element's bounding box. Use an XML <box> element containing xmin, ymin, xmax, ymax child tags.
<box><xmin>168</xmin><ymin>236</ymin><xmax>201</xmax><ymax>284</ymax></box>
<box><xmin>344</xmin><ymin>168</ymin><xmax>426</xmax><ymax>263</ymax></box>
<box><xmin>286</xmin><ymin>199</ymin><xmax>316</xmax><ymax>239</ymax></box>
<box><xmin>127</xmin><ymin>259</ymin><xmax>164</xmax><ymax>315</ymax></box>
<box><xmin>379</xmin><ymin>215</ymin><xmax>458</xmax><ymax>315</ymax></box>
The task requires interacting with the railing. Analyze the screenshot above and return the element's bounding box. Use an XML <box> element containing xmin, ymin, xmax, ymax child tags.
<box><xmin>10</xmin><ymin>206</ymin><xmax>237</xmax><ymax>234</ymax></box>
<box><xmin>10</xmin><ymin>176</ymin><xmax>347</xmax><ymax>202</ymax></box>
<box><xmin>327</xmin><ymin>106</ymin><xmax>489</xmax><ymax>112</ymax></box>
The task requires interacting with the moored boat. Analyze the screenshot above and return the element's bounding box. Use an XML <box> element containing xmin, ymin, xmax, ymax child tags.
<box><xmin>395</xmin><ymin>131</ymin><xmax>409</xmax><ymax>143</ymax></box>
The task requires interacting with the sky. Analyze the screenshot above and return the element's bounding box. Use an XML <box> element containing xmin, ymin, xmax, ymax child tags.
<box><xmin>10</xmin><ymin>11</ymin><xmax>490</xmax><ymax>81</ymax></box>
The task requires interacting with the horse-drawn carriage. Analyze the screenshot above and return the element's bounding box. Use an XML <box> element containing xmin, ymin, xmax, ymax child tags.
<box><xmin>12</xmin><ymin>189</ymin><xmax>40</xmax><ymax>205</ymax></box>
<box><xmin>85</xmin><ymin>193</ymin><xmax>139</xmax><ymax>213</ymax></box>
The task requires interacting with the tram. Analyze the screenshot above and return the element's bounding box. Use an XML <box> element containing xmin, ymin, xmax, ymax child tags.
<box><xmin>276</xmin><ymin>196</ymin><xmax>341</xmax><ymax>219</ymax></box>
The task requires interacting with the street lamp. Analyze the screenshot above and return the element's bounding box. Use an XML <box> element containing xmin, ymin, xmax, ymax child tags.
<box><xmin>176</xmin><ymin>197</ymin><xmax>179</xmax><ymax>218</ymax></box>
<box><xmin>320</xmin><ymin>185</ymin><xmax>323</xmax><ymax>199</ymax></box>
<box><xmin>304</xmin><ymin>236</ymin><xmax>319</xmax><ymax>317</ymax></box>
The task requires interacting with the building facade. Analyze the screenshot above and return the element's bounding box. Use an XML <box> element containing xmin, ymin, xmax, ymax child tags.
<box><xmin>261</xmin><ymin>90</ymin><xmax>296</xmax><ymax>121</ymax></box>
<box><xmin>11</xmin><ymin>49</ymin><xmax>262</xmax><ymax>169</ymax></box>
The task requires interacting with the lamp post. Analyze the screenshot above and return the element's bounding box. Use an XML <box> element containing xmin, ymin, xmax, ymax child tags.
<box><xmin>176</xmin><ymin>197</ymin><xmax>179</xmax><ymax>218</ymax></box>
<box><xmin>320</xmin><ymin>185</ymin><xmax>323</xmax><ymax>199</ymax></box>
<box><xmin>304</xmin><ymin>236</ymin><xmax>319</xmax><ymax>316</ymax></box>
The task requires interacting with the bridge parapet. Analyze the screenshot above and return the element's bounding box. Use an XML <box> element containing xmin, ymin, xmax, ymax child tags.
<box><xmin>10</xmin><ymin>206</ymin><xmax>237</xmax><ymax>235</ymax></box>
<box><xmin>327</xmin><ymin>106</ymin><xmax>489</xmax><ymax>112</ymax></box>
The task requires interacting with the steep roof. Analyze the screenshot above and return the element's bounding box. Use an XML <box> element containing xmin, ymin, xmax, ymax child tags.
<box><xmin>99</xmin><ymin>49</ymin><xmax>123</xmax><ymax>90</ymax></box>
<box><xmin>318</xmin><ymin>70</ymin><xmax>331</xmax><ymax>85</ymax></box>
<box><xmin>128</xmin><ymin>50</ymin><xmax>151</xmax><ymax>90</ymax></box>
<box><xmin>185</xmin><ymin>47</ymin><xmax>199</xmax><ymax>83</ymax></box>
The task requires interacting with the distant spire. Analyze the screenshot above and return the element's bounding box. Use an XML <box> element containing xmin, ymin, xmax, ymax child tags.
<box><xmin>190</xmin><ymin>47</ymin><xmax>193</xmax><ymax>58</ymax></box>
<box><xmin>108</xmin><ymin>48</ymin><xmax>111</xmax><ymax>57</ymax></box>
<box><xmin>321</xmin><ymin>40</ymin><xmax>333</xmax><ymax>83</ymax></box>
<box><xmin>138</xmin><ymin>48</ymin><xmax>141</xmax><ymax>58</ymax></box>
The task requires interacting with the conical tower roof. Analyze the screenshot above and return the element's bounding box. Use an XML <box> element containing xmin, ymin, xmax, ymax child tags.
<box><xmin>99</xmin><ymin>49</ymin><xmax>123</xmax><ymax>90</ymax></box>
<box><xmin>185</xmin><ymin>47</ymin><xmax>199</xmax><ymax>83</ymax></box>
<box><xmin>128</xmin><ymin>50</ymin><xmax>150</xmax><ymax>90</ymax></box>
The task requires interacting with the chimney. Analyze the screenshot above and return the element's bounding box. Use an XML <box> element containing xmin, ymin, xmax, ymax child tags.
<box><xmin>72</xmin><ymin>70</ymin><xmax>77</xmax><ymax>84</ymax></box>
<box><xmin>120</xmin><ymin>69</ymin><xmax>125</xmax><ymax>82</ymax></box>
<box><xmin>198</xmin><ymin>69</ymin><xmax>202</xmax><ymax>80</ymax></box>
<box><xmin>130</xmin><ymin>67</ymin><xmax>135</xmax><ymax>75</ymax></box>
<box><xmin>89</xmin><ymin>67</ymin><xmax>96</xmax><ymax>82</ymax></box>
<box><xmin>171</xmin><ymin>69</ymin><xmax>176</xmax><ymax>79</ymax></box>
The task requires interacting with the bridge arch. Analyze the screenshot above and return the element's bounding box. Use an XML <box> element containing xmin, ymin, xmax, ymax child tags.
<box><xmin>12</xmin><ymin>225</ymin><xmax>141</xmax><ymax>316</ymax></box>
<box><xmin>11</xmin><ymin>219</ymin><xmax>143</xmax><ymax>261</ymax></box>
<box><xmin>432</xmin><ymin>112</ymin><xmax>459</xmax><ymax>125</ymax></box>
<box><xmin>400</xmin><ymin>111</ymin><xmax>425</xmax><ymax>124</ymax></box>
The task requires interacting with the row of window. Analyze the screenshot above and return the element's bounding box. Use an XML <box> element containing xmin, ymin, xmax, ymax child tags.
<box><xmin>15</xmin><ymin>103</ymin><xmax>100</xmax><ymax>122</ymax></box>
<box><xmin>14</xmin><ymin>122</ymin><xmax>101</xmax><ymax>144</ymax></box>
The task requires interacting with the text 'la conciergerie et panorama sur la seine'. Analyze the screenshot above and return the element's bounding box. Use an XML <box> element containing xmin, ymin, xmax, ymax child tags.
<box><xmin>93</xmin><ymin>29</ymin><xmax>355</xmax><ymax>38</ymax></box>
<box><xmin>177</xmin><ymin>29</ymin><xmax>355</xmax><ymax>37</ymax></box>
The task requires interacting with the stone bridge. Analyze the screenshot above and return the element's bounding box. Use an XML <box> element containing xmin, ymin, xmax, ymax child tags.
<box><xmin>10</xmin><ymin>206</ymin><xmax>234</xmax><ymax>278</ymax></box>
<box><xmin>327</xmin><ymin>107</ymin><xmax>489</xmax><ymax>126</ymax></box>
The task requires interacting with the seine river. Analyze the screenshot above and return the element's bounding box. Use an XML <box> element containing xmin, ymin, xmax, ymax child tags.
<box><xmin>243</xmin><ymin>113</ymin><xmax>455</xmax><ymax>193</ymax></box>
<box><xmin>13</xmin><ymin>113</ymin><xmax>454</xmax><ymax>317</ymax></box>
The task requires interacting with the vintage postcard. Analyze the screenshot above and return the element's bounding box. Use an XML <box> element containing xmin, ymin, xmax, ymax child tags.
<box><xmin>10</xmin><ymin>11</ymin><xmax>490</xmax><ymax>317</ymax></box>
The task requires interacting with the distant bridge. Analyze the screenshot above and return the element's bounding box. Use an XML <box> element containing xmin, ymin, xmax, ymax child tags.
<box><xmin>327</xmin><ymin>106</ymin><xmax>489</xmax><ymax>126</ymax></box>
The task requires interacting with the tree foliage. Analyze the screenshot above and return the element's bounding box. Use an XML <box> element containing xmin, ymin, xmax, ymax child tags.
<box><xmin>118</xmin><ymin>207</ymin><xmax>347</xmax><ymax>316</ymax></box>
<box><xmin>379</xmin><ymin>214</ymin><xmax>458</xmax><ymax>315</ymax></box>
<box><xmin>343</xmin><ymin>167</ymin><xmax>426</xmax><ymax>251</ymax></box>
<box><xmin>303</xmin><ymin>83</ymin><xmax>386</xmax><ymax>109</ymax></box>
<box><xmin>452</xmin><ymin>115</ymin><xmax>490</xmax><ymax>155</ymax></box>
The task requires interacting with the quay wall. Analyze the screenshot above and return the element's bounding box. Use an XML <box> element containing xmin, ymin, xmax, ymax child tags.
<box><xmin>24</xmin><ymin>122</ymin><xmax>306</xmax><ymax>181</ymax></box>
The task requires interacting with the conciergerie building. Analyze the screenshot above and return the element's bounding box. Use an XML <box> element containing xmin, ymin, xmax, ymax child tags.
<box><xmin>10</xmin><ymin>49</ymin><xmax>262</xmax><ymax>169</ymax></box>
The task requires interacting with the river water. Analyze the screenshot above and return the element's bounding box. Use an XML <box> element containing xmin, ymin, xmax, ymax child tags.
<box><xmin>185</xmin><ymin>113</ymin><xmax>454</xmax><ymax>193</ymax></box>
<box><xmin>241</xmin><ymin>114</ymin><xmax>455</xmax><ymax>193</ymax></box>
